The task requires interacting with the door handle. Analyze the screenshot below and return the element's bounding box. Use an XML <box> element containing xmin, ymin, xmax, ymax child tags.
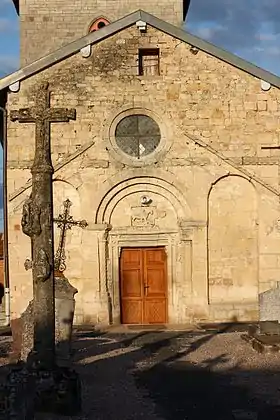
<box><xmin>144</xmin><ymin>284</ymin><xmax>149</xmax><ymax>295</ymax></box>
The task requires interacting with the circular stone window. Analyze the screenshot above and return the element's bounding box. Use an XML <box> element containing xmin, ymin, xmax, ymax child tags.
<box><xmin>115</xmin><ymin>115</ymin><xmax>161</xmax><ymax>159</ymax></box>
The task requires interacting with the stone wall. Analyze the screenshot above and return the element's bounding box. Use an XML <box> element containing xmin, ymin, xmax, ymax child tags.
<box><xmin>208</xmin><ymin>176</ymin><xmax>258</xmax><ymax>304</ymax></box>
<box><xmin>19</xmin><ymin>0</ymin><xmax>183</xmax><ymax>65</ymax></box>
<box><xmin>7</xmin><ymin>24</ymin><xmax>280</xmax><ymax>325</ymax></box>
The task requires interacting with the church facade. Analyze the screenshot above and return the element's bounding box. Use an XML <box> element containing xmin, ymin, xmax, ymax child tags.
<box><xmin>2</xmin><ymin>0</ymin><xmax>280</xmax><ymax>327</ymax></box>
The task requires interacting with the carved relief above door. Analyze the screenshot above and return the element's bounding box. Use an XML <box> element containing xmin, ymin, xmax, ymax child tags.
<box><xmin>120</xmin><ymin>247</ymin><xmax>167</xmax><ymax>324</ymax></box>
<box><xmin>130</xmin><ymin>206</ymin><xmax>166</xmax><ymax>228</ymax></box>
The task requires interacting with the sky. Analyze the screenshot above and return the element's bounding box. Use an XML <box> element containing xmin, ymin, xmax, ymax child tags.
<box><xmin>186</xmin><ymin>0</ymin><xmax>280</xmax><ymax>76</ymax></box>
<box><xmin>0</xmin><ymin>0</ymin><xmax>280</xmax><ymax>231</ymax></box>
<box><xmin>1</xmin><ymin>0</ymin><xmax>280</xmax><ymax>77</ymax></box>
<box><xmin>0</xmin><ymin>0</ymin><xmax>19</xmax><ymax>77</ymax></box>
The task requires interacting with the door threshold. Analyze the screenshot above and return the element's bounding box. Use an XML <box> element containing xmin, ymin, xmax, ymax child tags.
<box><xmin>125</xmin><ymin>324</ymin><xmax>167</xmax><ymax>331</ymax></box>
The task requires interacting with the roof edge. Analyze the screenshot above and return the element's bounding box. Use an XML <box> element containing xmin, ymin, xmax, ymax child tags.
<box><xmin>12</xmin><ymin>0</ymin><xmax>19</xmax><ymax>14</ymax></box>
<box><xmin>141</xmin><ymin>11</ymin><xmax>280</xmax><ymax>89</ymax></box>
<box><xmin>0</xmin><ymin>10</ymin><xmax>142</xmax><ymax>91</ymax></box>
<box><xmin>1</xmin><ymin>9</ymin><xmax>280</xmax><ymax>91</ymax></box>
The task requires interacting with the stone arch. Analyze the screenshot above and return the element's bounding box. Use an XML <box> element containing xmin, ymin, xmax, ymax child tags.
<box><xmin>107</xmin><ymin>184</ymin><xmax>183</xmax><ymax>229</ymax></box>
<box><xmin>209</xmin><ymin>173</ymin><xmax>257</xmax><ymax>192</ymax></box>
<box><xmin>54</xmin><ymin>172</ymin><xmax>83</xmax><ymax>190</ymax></box>
<box><xmin>11</xmin><ymin>178</ymin><xmax>81</xmax><ymax>214</ymax></box>
<box><xmin>94</xmin><ymin>169</ymin><xmax>191</xmax><ymax>224</ymax></box>
<box><xmin>207</xmin><ymin>174</ymin><xmax>258</xmax><ymax>305</ymax></box>
<box><xmin>53</xmin><ymin>179</ymin><xmax>81</xmax><ymax>215</ymax></box>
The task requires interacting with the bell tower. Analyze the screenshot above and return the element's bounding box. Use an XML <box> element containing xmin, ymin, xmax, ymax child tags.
<box><xmin>13</xmin><ymin>0</ymin><xmax>189</xmax><ymax>66</ymax></box>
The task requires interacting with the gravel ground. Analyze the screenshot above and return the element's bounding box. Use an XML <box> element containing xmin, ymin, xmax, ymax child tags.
<box><xmin>1</xmin><ymin>329</ymin><xmax>280</xmax><ymax>419</ymax></box>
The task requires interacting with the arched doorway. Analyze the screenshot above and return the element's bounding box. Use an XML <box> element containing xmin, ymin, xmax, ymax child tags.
<box><xmin>94</xmin><ymin>172</ymin><xmax>192</xmax><ymax>325</ymax></box>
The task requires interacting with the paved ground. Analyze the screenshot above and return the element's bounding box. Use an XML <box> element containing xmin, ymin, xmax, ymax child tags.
<box><xmin>2</xmin><ymin>327</ymin><xmax>280</xmax><ymax>419</ymax></box>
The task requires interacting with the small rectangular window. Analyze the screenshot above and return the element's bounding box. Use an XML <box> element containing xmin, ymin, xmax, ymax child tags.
<box><xmin>138</xmin><ymin>48</ymin><xmax>160</xmax><ymax>76</ymax></box>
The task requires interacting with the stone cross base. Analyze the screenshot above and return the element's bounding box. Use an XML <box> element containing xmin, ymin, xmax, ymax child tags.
<box><xmin>3</xmin><ymin>275</ymin><xmax>81</xmax><ymax>417</ymax></box>
<box><xmin>0</xmin><ymin>364</ymin><xmax>35</xmax><ymax>420</ymax></box>
<box><xmin>31</xmin><ymin>362</ymin><xmax>81</xmax><ymax>416</ymax></box>
<box><xmin>10</xmin><ymin>275</ymin><xmax>77</xmax><ymax>364</ymax></box>
<box><xmin>0</xmin><ymin>363</ymin><xmax>81</xmax><ymax>418</ymax></box>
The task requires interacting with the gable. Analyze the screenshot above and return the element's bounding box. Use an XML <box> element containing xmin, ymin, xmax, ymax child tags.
<box><xmin>1</xmin><ymin>10</ymin><xmax>280</xmax><ymax>92</ymax></box>
<box><xmin>6</xmin><ymin>21</ymin><xmax>280</xmax><ymax>190</ymax></box>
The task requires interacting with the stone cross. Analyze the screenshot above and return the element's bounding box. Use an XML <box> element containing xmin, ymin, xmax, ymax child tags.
<box><xmin>54</xmin><ymin>198</ymin><xmax>88</xmax><ymax>273</ymax></box>
<box><xmin>10</xmin><ymin>82</ymin><xmax>76</xmax><ymax>369</ymax></box>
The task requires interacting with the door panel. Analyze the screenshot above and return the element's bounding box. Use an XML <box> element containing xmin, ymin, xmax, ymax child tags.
<box><xmin>143</xmin><ymin>248</ymin><xmax>167</xmax><ymax>323</ymax></box>
<box><xmin>145</xmin><ymin>268</ymin><xmax>166</xmax><ymax>297</ymax></box>
<box><xmin>144</xmin><ymin>300</ymin><xmax>167</xmax><ymax>324</ymax></box>
<box><xmin>123</xmin><ymin>249</ymin><xmax>142</xmax><ymax>264</ymax></box>
<box><xmin>122</xmin><ymin>269</ymin><xmax>142</xmax><ymax>297</ymax></box>
<box><xmin>120</xmin><ymin>249</ymin><xmax>143</xmax><ymax>324</ymax></box>
<box><xmin>120</xmin><ymin>247</ymin><xmax>167</xmax><ymax>324</ymax></box>
<box><xmin>146</xmin><ymin>249</ymin><xmax>164</xmax><ymax>263</ymax></box>
<box><xmin>121</xmin><ymin>300</ymin><xmax>142</xmax><ymax>324</ymax></box>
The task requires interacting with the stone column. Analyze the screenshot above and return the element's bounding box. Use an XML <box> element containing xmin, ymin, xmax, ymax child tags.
<box><xmin>89</xmin><ymin>223</ymin><xmax>112</xmax><ymax>325</ymax></box>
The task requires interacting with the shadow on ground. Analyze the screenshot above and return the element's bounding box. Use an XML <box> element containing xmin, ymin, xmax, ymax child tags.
<box><xmin>69</xmin><ymin>323</ymin><xmax>280</xmax><ymax>420</ymax></box>
<box><xmin>0</xmin><ymin>323</ymin><xmax>280</xmax><ymax>419</ymax></box>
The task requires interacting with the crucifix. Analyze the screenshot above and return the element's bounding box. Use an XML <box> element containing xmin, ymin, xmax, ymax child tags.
<box><xmin>10</xmin><ymin>82</ymin><xmax>76</xmax><ymax>369</ymax></box>
<box><xmin>54</xmin><ymin>198</ymin><xmax>88</xmax><ymax>274</ymax></box>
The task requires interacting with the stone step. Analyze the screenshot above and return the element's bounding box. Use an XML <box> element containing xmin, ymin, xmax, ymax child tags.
<box><xmin>208</xmin><ymin>302</ymin><xmax>258</xmax><ymax>323</ymax></box>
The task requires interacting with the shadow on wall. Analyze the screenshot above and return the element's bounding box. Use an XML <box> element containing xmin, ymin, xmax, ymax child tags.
<box><xmin>0</xmin><ymin>284</ymin><xmax>3</xmax><ymax>305</ymax></box>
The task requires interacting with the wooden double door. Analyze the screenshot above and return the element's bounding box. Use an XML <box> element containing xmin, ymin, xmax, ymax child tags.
<box><xmin>120</xmin><ymin>247</ymin><xmax>167</xmax><ymax>324</ymax></box>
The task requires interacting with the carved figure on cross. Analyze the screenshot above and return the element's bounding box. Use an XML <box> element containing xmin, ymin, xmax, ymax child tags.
<box><xmin>54</xmin><ymin>199</ymin><xmax>88</xmax><ymax>273</ymax></box>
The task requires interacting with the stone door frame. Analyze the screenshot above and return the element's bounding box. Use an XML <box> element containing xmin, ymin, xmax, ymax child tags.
<box><xmin>108</xmin><ymin>230</ymin><xmax>179</xmax><ymax>324</ymax></box>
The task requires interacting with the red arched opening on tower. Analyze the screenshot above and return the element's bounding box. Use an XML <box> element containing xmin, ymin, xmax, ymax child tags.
<box><xmin>89</xmin><ymin>18</ymin><xmax>110</xmax><ymax>32</ymax></box>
